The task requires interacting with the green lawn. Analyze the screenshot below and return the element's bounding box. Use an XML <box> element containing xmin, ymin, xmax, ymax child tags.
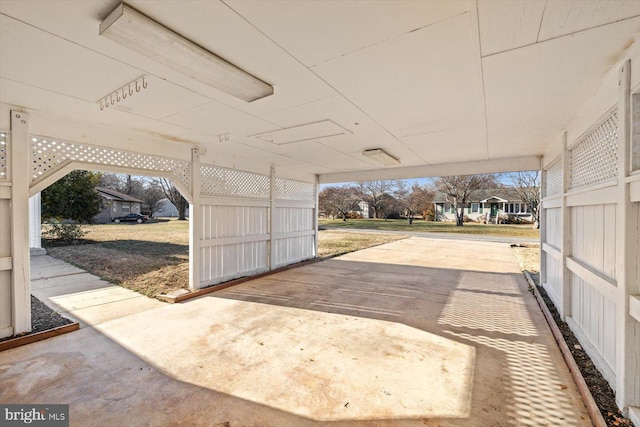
<box><xmin>319</xmin><ymin>218</ymin><xmax>539</xmax><ymax>239</ymax></box>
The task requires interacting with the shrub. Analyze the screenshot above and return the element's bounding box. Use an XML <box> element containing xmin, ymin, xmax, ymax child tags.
<box><xmin>43</xmin><ymin>222</ymin><xmax>86</xmax><ymax>243</ymax></box>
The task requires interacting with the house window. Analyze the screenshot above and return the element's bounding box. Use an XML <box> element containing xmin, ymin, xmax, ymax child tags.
<box><xmin>507</xmin><ymin>203</ymin><xmax>529</xmax><ymax>214</ymax></box>
<box><xmin>122</xmin><ymin>202</ymin><xmax>130</xmax><ymax>213</ymax></box>
<box><xmin>471</xmin><ymin>203</ymin><xmax>479</xmax><ymax>213</ymax></box>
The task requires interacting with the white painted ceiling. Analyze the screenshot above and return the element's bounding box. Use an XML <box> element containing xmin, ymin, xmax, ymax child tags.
<box><xmin>1</xmin><ymin>0</ymin><xmax>639</xmax><ymax>180</ymax></box>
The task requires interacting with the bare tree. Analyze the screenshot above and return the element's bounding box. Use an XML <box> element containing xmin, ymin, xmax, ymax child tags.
<box><xmin>156</xmin><ymin>178</ymin><xmax>188</xmax><ymax>220</ymax></box>
<box><xmin>396</xmin><ymin>182</ymin><xmax>435</xmax><ymax>224</ymax></box>
<box><xmin>357</xmin><ymin>180</ymin><xmax>395</xmax><ymax>219</ymax></box>
<box><xmin>434</xmin><ymin>174</ymin><xmax>497</xmax><ymax>226</ymax></box>
<box><xmin>319</xmin><ymin>186</ymin><xmax>358</xmax><ymax>221</ymax></box>
<box><xmin>140</xmin><ymin>183</ymin><xmax>166</xmax><ymax>218</ymax></box>
<box><xmin>508</xmin><ymin>171</ymin><xmax>541</xmax><ymax>229</ymax></box>
<box><xmin>99</xmin><ymin>173</ymin><xmax>126</xmax><ymax>192</ymax></box>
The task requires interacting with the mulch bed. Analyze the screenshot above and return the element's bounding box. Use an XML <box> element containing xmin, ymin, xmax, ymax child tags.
<box><xmin>0</xmin><ymin>295</ymin><xmax>74</xmax><ymax>344</ymax></box>
<box><xmin>531</xmin><ymin>273</ymin><xmax>633</xmax><ymax>427</ymax></box>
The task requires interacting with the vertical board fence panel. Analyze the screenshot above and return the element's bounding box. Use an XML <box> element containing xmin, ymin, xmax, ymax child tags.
<box><xmin>0</xmin><ymin>130</ymin><xmax>11</xmax><ymax>338</ymax></box>
<box><xmin>542</xmin><ymin>108</ymin><xmax>624</xmax><ymax>391</ymax></box>
<box><xmin>543</xmin><ymin>207</ymin><xmax>562</xmax><ymax>306</ymax></box>
<box><xmin>197</xmin><ymin>166</ymin><xmax>316</xmax><ymax>287</ymax></box>
<box><xmin>273</xmin><ymin>178</ymin><xmax>316</xmax><ymax>268</ymax></box>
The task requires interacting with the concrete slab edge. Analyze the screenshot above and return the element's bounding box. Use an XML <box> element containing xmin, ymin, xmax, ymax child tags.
<box><xmin>0</xmin><ymin>322</ymin><xmax>80</xmax><ymax>352</ymax></box>
<box><xmin>524</xmin><ymin>270</ymin><xmax>606</xmax><ymax>427</ymax></box>
<box><xmin>159</xmin><ymin>256</ymin><xmax>327</xmax><ymax>303</ymax></box>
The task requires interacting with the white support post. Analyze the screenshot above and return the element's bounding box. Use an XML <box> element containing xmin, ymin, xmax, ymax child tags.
<box><xmin>615</xmin><ymin>60</ymin><xmax>638</xmax><ymax>411</ymax></box>
<box><xmin>561</xmin><ymin>131</ymin><xmax>572</xmax><ymax>319</ymax></box>
<box><xmin>539</xmin><ymin>158</ymin><xmax>547</xmax><ymax>286</ymax></box>
<box><xmin>10</xmin><ymin>110</ymin><xmax>31</xmax><ymax>334</ymax></box>
<box><xmin>188</xmin><ymin>148</ymin><xmax>201</xmax><ymax>290</ymax></box>
<box><xmin>269</xmin><ymin>166</ymin><xmax>276</xmax><ymax>270</ymax></box>
<box><xmin>313</xmin><ymin>174</ymin><xmax>319</xmax><ymax>258</ymax></box>
<box><xmin>29</xmin><ymin>192</ymin><xmax>43</xmax><ymax>252</ymax></box>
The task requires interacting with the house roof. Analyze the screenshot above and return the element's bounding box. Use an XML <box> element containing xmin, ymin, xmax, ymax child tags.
<box><xmin>96</xmin><ymin>187</ymin><xmax>143</xmax><ymax>203</ymax></box>
<box><xmin>433</xmin><ymin>188</ymin><xmax>532</xmax><ymax>204</ymax></box>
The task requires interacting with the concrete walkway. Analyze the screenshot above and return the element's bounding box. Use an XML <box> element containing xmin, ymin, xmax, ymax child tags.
<box><xmin>30</xmin><ymin>255</ymin><xmax>164</xmax><ymax>327</ymax></box>
<box><xmin>1</xmin><ymin>238</ymin><xmax>589</xmax><ymax>426</ymax></box>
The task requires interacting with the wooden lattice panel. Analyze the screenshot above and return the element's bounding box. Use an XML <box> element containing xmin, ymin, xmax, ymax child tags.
<box><xmin>275</xmin><ymin>178</ymin><xmax>315</xmax><ymax>201</ymax></box>
<box><xmin>30</xmin><ymin>135</ymin><xmax>191</xmax><ymax>189</ymax></box>
<box><xmin>200</xmin><ymin>164</ymin><xmax>270</xmax><ymax>198</ymax></box>
<box><xmin>0</xmin><ymin>132</ymin><xmax>7</xmax><ymax>180</ymax></box>
<box><xmin>570</xmin><ymin>111</ymin><xmax>618</xmax><ymax>190</ymax></box>
<box><xmin>544</xmin><ymin>159</ymin><xmax>562</xmax><ymax>197</ymax></box>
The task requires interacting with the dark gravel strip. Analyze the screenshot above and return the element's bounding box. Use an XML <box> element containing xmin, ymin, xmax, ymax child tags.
<box><xmin>530</xmin><ymin>272</ymin><xmax>633</xmax><ymax>427</ymax></box>
<box><xmin>0</xmin><ymin>295</ymin><xmax>73</xmax><ymax>343</ymax></box>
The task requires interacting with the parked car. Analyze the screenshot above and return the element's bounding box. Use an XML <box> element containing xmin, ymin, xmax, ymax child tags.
<box><xmin>112</xmin><ymin>213</ymin><xmax>148</xmax><ymax>224</ymax></box>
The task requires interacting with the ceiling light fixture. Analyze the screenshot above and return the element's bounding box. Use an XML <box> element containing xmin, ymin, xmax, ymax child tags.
<box><xmin>99</xmin><ymin>3</ymin><xmax>274</xmax><ymax>102</ymax></box>
<box><xmin>363</xmin><ymin>148</ymin><xmax>400</xmax><ymax>166</ymax></box>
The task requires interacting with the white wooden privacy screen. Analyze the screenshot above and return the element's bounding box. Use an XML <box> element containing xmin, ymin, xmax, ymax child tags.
<box><xmin>540</xmin><ymin>59</ymin><xmax>640</xmax><ymax>412</ymax></box>
<box><xmin>0</xmin><ymin>127</ymin><xmax>318</xmax><ymax>323</ymax></box>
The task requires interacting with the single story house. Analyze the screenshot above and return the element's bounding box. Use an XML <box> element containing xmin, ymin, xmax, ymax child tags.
<box><xmin>354</xmin><ymin>201</ymin><xmax>372</xmax><ymax>218</ymax></box>
<box><xmin>94</xmin><ymin>187</ymin><xmax>143</xmax><ymax>223</ymax></box>
<box><xmin>433</xmin><ymin>188</ymin><xmax>534</xmax><ymax>223</ymax></box>
<box><xmin>154</xmin><ymin>198</ymin><xmax>189</xmax><ymax>218</ymax></box>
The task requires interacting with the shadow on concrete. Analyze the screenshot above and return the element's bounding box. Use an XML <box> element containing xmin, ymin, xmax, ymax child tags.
<box><xmin>3</xmin><ymin>239</ymin><xmax>589</xmax><ymax>426</ymax></box>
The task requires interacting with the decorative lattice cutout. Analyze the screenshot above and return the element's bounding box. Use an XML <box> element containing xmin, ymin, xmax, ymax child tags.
<box><xmin>544</xmin><ymin>159</ymin><xmax>562</xmax><ymax>197</ymax></box>
<box><xmin>30</xmin><ymin>135</ymin><xmax>191</xmax><ymax>189</ymax></box>
<box><xmin>201</xmin><ymin>164</ymin><xmax>270</xmax><ymax>198</ymax></box>
<box><xmin>570</xmin><ymin>111</ymin><xmax>618</xmax><ymax>190</ymax></box>
<box><xmin>0</xmin><ymin>132</ymin><xmax>7</xmax><ymax>180</ymax></box>
<box><xmin>275</xmin><ymin>178</ymin><xmax>315</xmax><ymax>201</ymax></box>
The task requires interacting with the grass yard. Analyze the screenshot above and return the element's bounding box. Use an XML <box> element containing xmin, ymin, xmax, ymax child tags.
<box><xmin>44</xmin><ymin>218</ymin><xmax>538</xmax><ymax>299</ymax></box>
<box><xmin>44</xmin><ymin>220</ymin><xmax>190</xmax><ymax>297</ymax></box>
<box><xmin>43</xmin><ymin>220</ymin><xmax>407</xmax><ymax>298</ymax></box>
<box><xmin>319</xmin><ymin>218</ymin><xmax>540</xmax><ymax>239</ymax></box>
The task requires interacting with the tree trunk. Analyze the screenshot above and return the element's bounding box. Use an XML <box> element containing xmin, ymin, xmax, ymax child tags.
<box><xmin>456</xmin><ymin>208</ymin><xmax>464</xmax><ymax>226</ymax></box>
<box><xmin>178</xmin><ymin>203</ymin><xmax>187</xmax><ymax>220</ymax></box>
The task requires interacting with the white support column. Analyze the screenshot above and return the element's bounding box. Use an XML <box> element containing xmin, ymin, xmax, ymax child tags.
<box><xmin>269</xmin><ymin>165</ymin><xmax>276</xmax><ymax>270</ymax></box>
<box><xmin>539</xmin><ymin>158</ymin><xmax>547</xmax><ymax>286</ymax></box>
<box><xmin>29</xmin><ymin>192</ymin><xmax>44</xmax><ymax>253</ymax></box>
<box><xmin>615</xmin><ymin>60</ymin><xmax>638</xmax><ymax>411</ymax></box>
<box><xmin>10</xmin><ymin>110</ymin><xmax>31</xmax><ymax>334</ymax></box>
<box><xmin>313</xmin><ymin>175</ymin><xmax>319</xmax><ymax>258</ymax></box>
<box><xmin>188</xmin><ymin>148</ymin><xmax>201</xmax><ymax>290</ymax></box>
<box><xmin>560</xmin><ymin>132</ymin><xmax>572</xmax><ymax>319</ymax></box>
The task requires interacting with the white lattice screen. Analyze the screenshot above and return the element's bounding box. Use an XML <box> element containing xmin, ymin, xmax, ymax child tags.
<box><xmin>200</xmin><ymin>164</ymin><xmax>270</xmax><ymax>198</ymax></box>
<box><xmin>30</xmin><ymin>135</ymin><xmax>191</xmax><ymax>189</ymax></box>
<box><xmin>275</xmin><ymin>178</ymin><xmax>315</xmax><ymax>201</ymax></box>
<box><xmin>0</xmin><ymin>132</ymin><xmax>7</xmax><ymax>180</ymax></box>
<box><xmin>544</xmin><ymin>159</ymin><xmax>562</xmax><ymax>197</ymax></box>
<box><xmin>570</xmin><ymin>111</ymin><xmax>618</xmax><ymax>190</ymax></box>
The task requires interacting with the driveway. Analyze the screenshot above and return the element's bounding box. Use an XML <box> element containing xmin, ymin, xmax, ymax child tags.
<box><xmin>0</xmin><ymin>238</ymin><xmax>589</xmax><ymax>426</ymax></box>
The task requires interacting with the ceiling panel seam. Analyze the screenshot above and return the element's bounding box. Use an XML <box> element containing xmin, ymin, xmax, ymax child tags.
<box><xmin>0</xmin><ymin>12</ymin><xmax>147</xmax><ymax>78</ymax></box>
<box><xmin>470</xmin><ymin>0</ymin><xmax>490</xmax><ymax>161</ymax></box>
<box><xmin>481</xmin><ymin>14</ymin><xmax>640</xmax><ymax>59</ymax></box>
<box><xmin>535</xmin><ymin>0</ymin><xmax>548</xmax><ymax>43</ymax></box>
<box><xmin>220</xmin><ymin>0</ymin><xmax>428</xmax><ymax>165</ymax></box>
<box><xmin>308</xmin><ymin>11</ymin><xmax>469</xmax><ymax>69</ymax></box>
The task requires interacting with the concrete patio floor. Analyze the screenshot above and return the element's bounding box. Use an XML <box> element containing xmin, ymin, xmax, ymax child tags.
<box><xmin>0</xmin><ymin>237</ymin><xmax>590</xmax><ymax>426</ymax></box>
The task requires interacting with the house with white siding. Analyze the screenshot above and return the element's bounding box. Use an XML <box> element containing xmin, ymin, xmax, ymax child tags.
<box><xmin>433</xmin><ymin>189</ymin><xmax>534</xmax><ymax>223</ymax></box>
